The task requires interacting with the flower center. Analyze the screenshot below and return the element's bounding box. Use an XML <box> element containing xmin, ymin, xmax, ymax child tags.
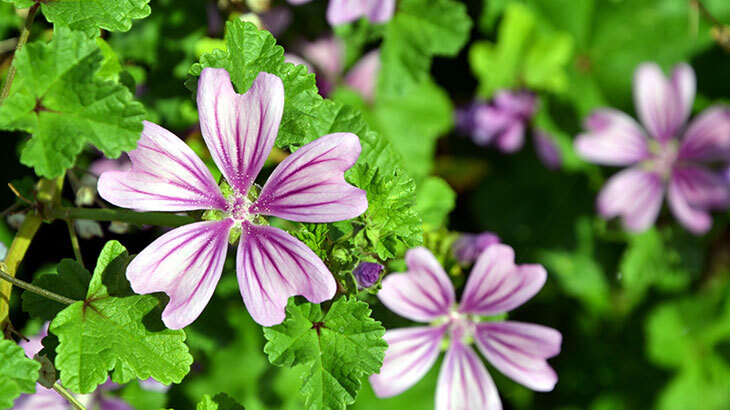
<box><xmin>647</xmin><ymin>140</ymin><xmax>678</xmax><ymax>179</ymax></box>
<box><xmin>445</xmin><ymin>310</ymin><xmax>475</xmax><ymax>343</ymax></box>
<box><xmin>226</xmin><ymin>194</ymin><xmax>255</xmax><ymax>224</ymax></box>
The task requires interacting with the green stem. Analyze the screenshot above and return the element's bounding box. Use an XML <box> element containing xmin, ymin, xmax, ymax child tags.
<box><xmin>0</xmin><ymin>270</ymin><xmax>77</xmax><ymax>306</ymax></box>
<box><xmin>52</xmin><ymin>382</ymin><xmax>88</xmax><ymax>410</ymax></box>
<box><xmin>66</xmin><ymin>219</ymin><xmax>84</xmax><ymax>269</ymax></box>
<box><xmin>50</xmin><ymin>207</ymin><xmax>196</xmax><ymax>227</ymax></box>
<box><xmin>0</xmin><ymin>2</ymin><xmax>40</xmax><ymax>102</ymax></box>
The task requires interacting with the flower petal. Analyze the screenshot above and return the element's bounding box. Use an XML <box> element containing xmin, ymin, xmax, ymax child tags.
<box><xmin>496</xmin><ymin>121</ymin><xmax>525</xmax><ymax>153</ymax></box>
<box><xmin>634</xmin><ymin>62</ymin><xmax>692</xmax><ymax>142</ymax></box>
<box><xmin>474</xmin><ymin>321</ymin><xmax>561</xmax><ymax>392</ymax></box>
<box><xmin>378</xmin><ymin>247</ymin><xmax>456</xmax><ymax>322</ymax></box>
<box><xmin>574</xmin><ymin>108</ymin><xmax>650</xmax><ymax>166</ymax></box>
<box><xmin>678</xmin><ymin>106</ymin><xmax>730</xmax><ymax>162</ymax></box>
<box><xmin>126</xmin><ymin>220</ymin><xmax>233</xmax><ymax>329</ymax></box>
<box><xmin>667</xmin><ymin>167</ymin><xmax>728</xmax><ymax>234</ymax></box>
<box><xmin>326</xmin><ymin>0</ymin><xmax>366</xmax><ymax>25</ymax></box>
<box><xmin>459</xmin><ymin>244</ymin><xmax>546</xmax><ymax>316</ymax></box>
<box><xmin>369</xmin><ymin>326</ymin><xmax>447</xmax><ymax>398</ymax></box>
<box><xmin>97</xmin><ymin>121</ymin><xmax>226</xmax><ymax>212</ymax></box>
<box><xmin>365</xmin><ymin>0</ymin><xmax>395</xmax><ymax>23</ymax></box>
<box><xmin>597</xmin><ymin>167</ymin><xmax>664</xmax><ymax>232</ymax></box>
<box><xmin>344</xmin><ymin>49</ymin><xmax>380</xmax><ymax>102</ymax></box>
<box><xmin>197</xmin><ymin>68</ymin><xmax>284</xmax><ymax>195</ymax></box>
<box><xmin>251</xmin><ymin>133</ymin><xmax>368</xmax><ymax>223</ymax></box>
<box><xmin>236</xmin><ymin>224</ymin><xmax>336</xmax><ymax>326</ymax></box>
<box><xmin>533</xmin><ymin>129</ymin><xmax>562</xmax><ymax>170</ymax></box>
<box><xmin>435</xmin><ymin>341</ymin><xmax>502</xmax><ymax>410</ymax></box>
<box><xmin>300</xmin><ymin>37</ymin><xmax>344</xmax><ymax>81</ymax></box>
<box><xmin>12</xmin><ymin>387</ymin><xmax>70</xmax><ymax>410</ymax></box>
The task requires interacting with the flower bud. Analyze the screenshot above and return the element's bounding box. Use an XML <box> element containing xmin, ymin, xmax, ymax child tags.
<box><xmin>353</xmin><ymin>262</ymin><xmax>384</xmax><ymax>289</ymax></box>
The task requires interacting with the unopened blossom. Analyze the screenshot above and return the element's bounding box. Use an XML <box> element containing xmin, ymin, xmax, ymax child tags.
<box><xmin>452</xmin><ymin>231</ymin><xmax>500</xmax><ymax>264</ymax></box>
<box><xmin>353</xmin><ymin>261</ymin><xmax>384</xmax><ymax>288</ymax></box>
<box><xmin>370</xmin><ymin>246</ymin><xmax>561</xmax><ymax>409</ymax></box>
<box><xmin>575</xmin><ymin>63</ymin><xmax>730</xmax><ymax>234</ymax></box>
<box><xmin>288</xmin><ymin>0</ymin><xmax>394</xmax><ymax>26</ymax></box>
<box><xmin>98</xmin><ymin>68</ymin><xmax>368</xmax><ymax>329</ymax></box>
<box><xmin>14</xmin><ymin>324</ymin><xmax>135</xmax><ymax>410</ymax></box>
<box><xmin>285</xmin><ymin>36</ymin><xmax>380</xmax><ymax>101</ymax></box>
<box><xmin>456</xmin><ymin>90</ymin><xmax>562</xmax><ymax>169</ymax></box>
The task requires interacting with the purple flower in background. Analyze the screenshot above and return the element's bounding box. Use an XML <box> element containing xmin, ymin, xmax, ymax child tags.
<box><xmin>98</xmin><ymin>68</ymin><xmax>368</xmax><ymax>328</ymax></box>
<box><xmin>370</xmin><ymin>246</ymin><xmax>561</xmax><ymax>409</ymax></box>
<box><xmin>13</xmin><ymin>324</ymin><xmax>138</xmax><ymax>410</ymax></box>
<box><xmin>285</xmin><ymin>36</ymin><xmax>380</xmax><ymax>102</ymax></box>
<box><xmin>575</xmin><ymin>63</ymin><xmax>730</xmax><ymax>234</ymax></box>
<box><xmin>353</xmin><ymin>261</ymin><xmax>384</xmax><ymax>288</ymax></box>
<box><xmin>452</xmin><ymin>231</ymin><xmax>500</xmax><ymax>264</ymax></box>
<box><xmin>456</xmin><ymin>90</ymin><xmax>562</xmax><ymax>169</ymax></box>
<box><xmin>289</xmin><ymin>0</ymin><xmax>395</xmax><ymax>26</ymax></box>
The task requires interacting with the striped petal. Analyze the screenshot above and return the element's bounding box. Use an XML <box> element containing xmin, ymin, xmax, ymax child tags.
<box><xmin>236</xmin><ymin>224</ymin><xmax>336</xmax><ymax>326</ymax></box>
<box><xmin>126</xmin><ymin>220</ymin><xmax>233</xmax><ymax>329</ymax></box>
<box><xmin>251</xmin><ymin>133</ymin><xmax>368</xmax><ymax>223</ymax></box>
<box><xmin>574</xmin><ymin>108</ymin><xmax>650</xmax><ymax>166</ymax></box>
<box><xmin>435</xmin><ymin>341</ymin><xmax>502</xmax><ymax>410</ymax></box>
<box><xmin>667</xmin><ymin>166</ymin><xmax>729</xmax><ymax>235</ymax></box>
<box><xmin>197</xmin><ymin>68</ymin><xmax>284</xmax><ymax>196</ymax></box>
<box><xmin>459</xmin><ymin>244</ymin><xmax>547</xmax><ymax>316</ymax></box>
<box><xmin>678</xmin><ymin>106</ymin><xmax>730</xmax><ymax>162</ymax></box>
<box><xmin>597</xmin><ymin>167</ymin><xmax>664</xmax><ymax>232</ymax></box>
<box><xmin>369</xmin><ymin>326</ymin><xmax>447</xmax><ymax>398</ymax></box>
<box><xmin>474</xmin><ymin>321</ymin><xmax>561</xmax><ymax>392</ymax></box>
<box><xmin>97</xmin><ymin>121</ymin><xmax>226</xmax><ymax>212</ymax></box>
<box><xmin>378</xmin><ymin>247</ymin><xmax>456</xmax><ymax>322</ymax></box>
<box><xmin>634</xmin><ymin>63</ymin><xmax>694</xmax><ymax>142</ymax></box>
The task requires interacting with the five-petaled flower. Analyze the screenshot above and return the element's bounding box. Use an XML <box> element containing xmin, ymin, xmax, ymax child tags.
<box><xmin>98</xmin><ymin>68</ymin><xmax>368</xmax><ymax>329</ymax></box>
<box><xmin>575</xmin><ymin>63</ymin><xmax>730</xmax><ymax>234</ymax></box>
<box><xmin>369</xmin><ymin>245</ymin><xmax>561</xmax><ymax>410</ymax></box>
<box><xmin>288</xmin><ymin>0</ymin><xmax>395</xmax><ymax>26</ymax></box>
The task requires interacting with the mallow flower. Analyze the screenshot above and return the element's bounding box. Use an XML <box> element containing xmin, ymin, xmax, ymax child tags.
<box><xmin>370</xmin><ymin>245</ymin><xmax>561</xmax><ymax>409</ymax></box>
<box><xmin>288</xmin><ymin>0</ymin><xmax>395</xmax><ymax>26</ymax></box>
<box><xmin>456</xmin><ymin>90</ymin><xmax>562</xmax><ymax>170</ymax></box>
<box><xmin>574</xmin><ymin>63</ymin><xmax>730</xmax><ymax>234</ymax></box>
<box><xmin>452</xmin><ymin>231</ymin><xmax>500</xmax><ymax>264</ymax></box>
<box><xmin>97</xmin><ymin>68</ymin><xmax>368</xmax><ymax>329</ymax></box>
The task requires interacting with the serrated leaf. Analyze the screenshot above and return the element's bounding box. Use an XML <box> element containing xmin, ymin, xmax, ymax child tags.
<box><xmin>40</xmin><ymin>0</ymin><xmax>151</xmax><ymax>36</ymax></box>
<box><xmin>307</xmin><ymin>100</ymin><xmax>422</xmax><ymax>259</ymax></box>
<box><xmin>378</xmin><ymin>0</ymin><xmax>471</xmax><ymax>97</ymax></box>
<box><xmin>415</xmin><ymin>176</ymin><xmax>456</xmax><ymax>228</ymax></box>
<box><xmin>0</xmin><ymin>27</ymin><xmax>145</xmax><ymax>178</ymax></box>
<box><xmin>50</xmin><ymin>241</ymin><xmax>192</xmax><ymax>393</ymax></box>
<box><xmin>263</xmin><ymin>297</ymin><xmax>387</xmax><ymax>410</ymax></box>
<box><xmin>22</xmin><ymin>259</ymin><xmax>91</xmax><ymax>321</ymax></box>
<box><xmin>196</xmin><ymin>393</ymin><xmax>246</xmax><ymax>410</ymax></box>
<box><xmin>186</xmin><ymin>20</ymin><xmax>323</xmax><ymax>148</ymax></box>
<box><xmin>0</xmin><ymin>339</ymin><xmax>40</xmax><ymax>408</ymax></box>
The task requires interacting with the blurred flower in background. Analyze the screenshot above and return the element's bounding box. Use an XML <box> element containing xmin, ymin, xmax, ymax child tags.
<box><xmin>288</xmin><ymin>0</ymin><xmax>395</xmax><ymax>26</ymax></box>
<box><xmin>452</xmin><ymin>231</ymin><xmax>500</xmax><ymax>265</ymax></box>
<box><xmin>575</xmin><ymin>63</ymin><xmax>730</xmax><ymax>234</ymax></box>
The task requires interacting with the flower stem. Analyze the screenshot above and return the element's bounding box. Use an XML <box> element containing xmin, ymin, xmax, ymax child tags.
<box><xmin>66</xmin><ymin>219</ymin><xmax>84</xmax><ymax>269</ymax></box>
<box><xmin>0</xmin><ymin>270</ymin><xmax>77</xmax><ymax>306</ymax></box>
<box><xmin>50</xmin><ymin>207</ymin><xmax>196</xmax><ymax>227</ymax></box>
<box><xmin>52</xmin><ymin>382</ymin><xmax>88</xmax><ymax>410</ymax></box>
<box><xmin>0</xmin><ymin>2</ymin><xmax>40</xmax><ymax>102</ymax></box>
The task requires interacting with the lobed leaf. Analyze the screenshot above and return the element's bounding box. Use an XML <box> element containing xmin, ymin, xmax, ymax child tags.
<box><xmin>0</xmin><ymin>339</ymin><xmax>40</xmax><ymax>408</ymax></box>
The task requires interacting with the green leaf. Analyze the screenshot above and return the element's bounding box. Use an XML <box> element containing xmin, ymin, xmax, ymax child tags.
<box><xmin>50</xmin><ymin>241</ymin><xmax>192</xmax><ymax>393</ymax></box>
<box><xmin>0</xmin><ymin>339</ymin><xmax>40</xmax><ymax>408</ymax></box>
<box><xmin>186</xmin><ymin>20</ymin><xmax>323</xmax><ymax>148</ymax></box>
<box><xmin>196</xmin><ymin>393</ymin><xmax>246</xmax><ymax>410</ymax></box>
<box><xmin>379</xmin><ymin>0</ymin><xmax>471</xmax><ymax>97</ymax></box>
<box><xmin>469</xmin><ymin>2</ymin><xmax>573</xmax><ymax>97</ymax></box>
<box><xmin>306</xmin><ymin>100</ymin><xmax>423</xmax><ymax>259</ymax></box>
<box><xmin>0</xmin><ymin>27</ymin><xmax>145</xmax><ymax>178</ymax></box>
<box><xmin>40</xmin><ymin>0</ymin><xmax>151</xmax><ymax>36</ymax></box>
<box><xmin>263</xmin><ymin>297</ymin><xmax>387</xmax><ymax>410</ymax></box>
<box><xmin>415</xmin><ymin>176</ymin><xmax>456</xmax><ymax>228</ymax></box>
<box><xmin>21</xmin><ymin>259</ymin><xmax>91</xmax><ymax>321</ymax></box>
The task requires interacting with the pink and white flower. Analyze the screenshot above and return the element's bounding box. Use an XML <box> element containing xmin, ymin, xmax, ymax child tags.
<box><xmin>289</xmin><ymin>0</ymin><xmax>395</xmax><ymax>26</ymax></box>
<box><xmin>370</xmin><ymin>245</ymin><xmax>561</xmax><ymax>409</ymax></box>
<box><xmin>575</xmin><ymin>63</ymin><xmax>730</xmax><ymax>234</ymax></box>
<box><xmin>98</xmin><ymin>68</ymin><xmax>368</xmax><ymax>329</ymax></box>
